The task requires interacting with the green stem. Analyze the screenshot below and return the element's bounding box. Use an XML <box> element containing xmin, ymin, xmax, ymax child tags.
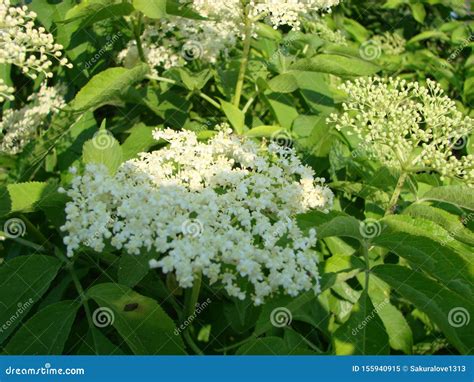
<box><xmin>132</xmin><ymin>13</ymin><xmax>147</xmax><ymax>64</ymax></box>
<box><xmin>20</xmin><ymin>215</ymin><xmax>53</xmax><ymax>250</ymax></box>
<box><xmin>361</xmin><ymin>243</ymin><xmax>370</xmax><ymax>291</ymax></box>
<box><xmin>385</xmin><ymin>171</ymin><xmax>408</xmax><ymax>216</ymax></box>
<box><xmin>55</xmin><ymin>249</ymin><xmax>100</xmax><ymax>355</ymax></box>
<box><xmin>181</xmin><ymin>271</ymin><xmax>203</xmax><ymax>354</ymax></box>
<box><xmin>233</xmin><ymin>9</ymin><xmax>253</xmax><ymax>108</ymax></box>
<box><xmin>198</xmin><ymin>91</ymin><xmax>221</xmax><ymax>110</ymax></box>
<box><xmin>182</xmin><ymin>271</ymin><xmax>202</xmax><ymax>320</ymax></box>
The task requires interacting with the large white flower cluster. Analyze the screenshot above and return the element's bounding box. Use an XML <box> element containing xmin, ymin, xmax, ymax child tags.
<box><xmin>119</xmin><ymin>0</ymin><xmax>340</xmax><ymax>70</ymax></box>
<box><xmin>0</xmin><ymin>0</ymin><xmax>71</xmax><ymax>80</ymax></box>
<box><xmin>61</xmin><ymin>127</ymin><xmax>333</xmax><ymax>304</ymax></box>
<box><xmin>0</xmin><ymin>83</ymin><xmax>65</xmax><ymax>154</ymax></box>
<box><xmin>250</xmin><ymin>0</ymin><xmax>341</xmax><ymax>30</ymax></box>
<box><xmin>328</xmin><ymin>77</ymin><xmax>473</xmax><ymax>184</ymax></box>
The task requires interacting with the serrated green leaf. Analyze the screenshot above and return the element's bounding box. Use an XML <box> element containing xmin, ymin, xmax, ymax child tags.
<box><xmin>290</xmin><ymin>55</ymin><xmax>381</xmax><ymax>77</ymax></box>
<box><xmin>87</xmin><ymin>283</ymin><xmax>185</xmax><ymax>354</ymax></box>
<box><xmin>373</xmin><ymin>264</ymin><xmax>474</xmax><ymax>354</ymax></box>
<box><xmin>422</xmin><ymin>186</ymin><xmax>474</xmax><ymax>211</ymax></box>
<box><xmin>244</xmin><ymin>125</ymin><xmax>281</xmax><ymax>138</ymax></box>
<box><xmin>0</xmin><ymin>255</ymin><xmax>62</xmax><ymax>345</ymax></box>
<box><xmin>373</xmin><ymin>215</ymin><xmax>474</xmax><ymax>297</ymax></box>
<box><xmin>4</xmin><ymin>301</ymin><xmax>79</xmax><ymax>355</ymax></box>
<box><xmin>221</xmin><ymin>100</ymin><xmax>245</xmax><ymax>134</ymax></box>
<box><xmin>268</xmin><ymin>73</ymin><xmax>298</xmax><ymax>93</ymax></box>
<box><xmin>82</xmin><ymin>126</ymin><xmax>123</xmax><ymax>174</ymax></box>
<box><xmin>71</xmin><ymin>65</ymin><xmax>149</xmax><ymax>111</ymax></box>
<box><xmin>333</xmin><ymin>290</ymin><xmax>389</xmax><ymax>355</ymax></box>
<box><xmin>121</xmin><ymin>124</ymin><xmax>156</xmax><ymax>161</ymax></box>
<box><xmin>133</xmin><ymin>0</ymin><xmax>166</xmax><ymax>18</ymax></box>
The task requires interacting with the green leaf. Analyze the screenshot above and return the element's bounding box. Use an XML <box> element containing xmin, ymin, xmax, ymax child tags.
<box><xmin>118</xmin><ymin>255</ymin><xmax>150</xmax><ymax>288</ymax></box>
<box><xmin>373</xmin><ymin>215</ymin><xmax>474</xmax><ymax>297</ymax></box>
<box><xmin>82</xmin><ymin>124</ymin><xmax>123</xmax><ymax>174</ymax></box>
<box><xmin>421</xmin><ymin>186</ymin><xmax>474</xmax><ymax>211</ymax></box>
<box><xmin>403</xmin><ymin>204</ymin><xmax>474</xmax><ymax>246</ymax></box>
<box><xmin>410</xmin><ymin>3</ymin><xmax>426</xmax><ymax>23</ymax></box>
<box><xmin>244</xmin><ymin>125</ymin><xmax>281</xmax><ymax>138</ymax></box>
<box><xmin>71</xmin><ymin>65</ymin><xmax>149</xmax><ymax>111</ymax></box>
<box><xmin>407</xmin><ymin>31</ymin><xmax>449</xmax><ymax>45</ymax></box>
<box><xmin>4</xmin><ymin>301</ymin><xmax>79</xmax><ymax>355</ymax></box>
<box><xmin>261</xmin><ymin>93</ymin><xmax>298</xmax><ymax>129</ymax></box>
<box><xmin>133</xmin><ymin>0</ymin><xmax>166</xmax><ymax>18</ymax></box>
<box><xmin>333</xmin><ymin>290</ymin><xmax>390</xmax><ymax>355</ymax></box>
<box><xmin>221</xmin><ymin>100</ymin><xmax>245</xmax><ymax>134</ymax></box>
<box><xmin>0</xmin><ymin>255</ymin><xmax>62</xmax><ymax>345</ymax></box>
<box><xmin>268</xmin><ymin>73</ymin><xmax>298</xmax><ymax>93</ymax></box>
<box><xmin>373</xmin><ymin>265</ymin><xmax>474</xmax><ymax>354</ymax></box>
<box><xmin>87</xmin><ymin>283</ymin><xmax>185</xmax><ymax>354</ymax></box>
<box><xmin>298</xmin><ymin>211</ymin><xmax>364</xmax><ymax>242</ymax></box>
<box><xmin>121</xmin><ymin>124</ymin><xmax>156</xmax><ymax>161</ymax></box>
<box><xmin>76</xmin><ymin>327</ymin><xmax>125</xmax><ymax>355</ymax></box>
<box><xmin>290</xmin><ymin>55</ymin><xmax>381</xmax><ymax>77</ymax></box>
<box><xmin>64</xmin><ymin>0</ymin><xmax>133</xmax><ymax>28</ymax></box>
<box><xmin>177</xmin><ymin>68</ymin><xmax>211</xmax><ymax>91</ymax></box>
<box><xmin>236</xmin><ymin>337</ymin><xmax>289</xmax><ymax>355</ymax></box>
<box><xmin>2</xmin><ymin>182</ymin><xmax>66</xmax><ymax>215</ymax></box>
<box><xmin>361</xmin><ymin>274</ymin><xmax>413</xmax><ymax>354</ymax></box>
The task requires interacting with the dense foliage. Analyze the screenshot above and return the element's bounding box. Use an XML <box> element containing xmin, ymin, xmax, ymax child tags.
<box><xmin>0</xmin><ymin>0</ymin><xmax>473</xmax><ymax>356</ymax></box>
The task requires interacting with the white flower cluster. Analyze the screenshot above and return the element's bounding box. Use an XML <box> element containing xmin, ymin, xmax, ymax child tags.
<box><xmin>119</xmin><ymin>0</ymin><xmax>341</xmax><ymax>70</ymax></box>
<box><xmin>0</xmin><ymin>83</ymin><xmax>65</xmax><ymax>154</ymax></box>
<box><xmin>118</xmin><ymin>24</ymin><xmax>184</xmax><ymax>75</ymax></box>
<box><xmin>0</xmin><ymin>78</ymin><xmax>14</xmax><ymax>103</ymax></box>
<box><xmin>250</xmin><ymin>0</ymin><xmax>341</xmax><ymax>30</ymax></box>
<box><xmin>306</xmin><ymin>16</ymin><xmax>346</xmax><ymax>44</ymax></box>
<box><xmin>372</xmin><ymin>32</ymin><xmax>406</xmax><ymax>55</ymax></box>
<box><xmin>328</xmin><ymin>77</ymin><xmax>473</xmax><ymax>184</ymax></box>
<box><xmin>61</xmin><ymin>127</ymin><xmax>333</xmax><ymax>304</ymax></box>
<box><xmin>0</xmin><ymin>0</ymin><xmax>71</xmax><ymax>80</ymax></box>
